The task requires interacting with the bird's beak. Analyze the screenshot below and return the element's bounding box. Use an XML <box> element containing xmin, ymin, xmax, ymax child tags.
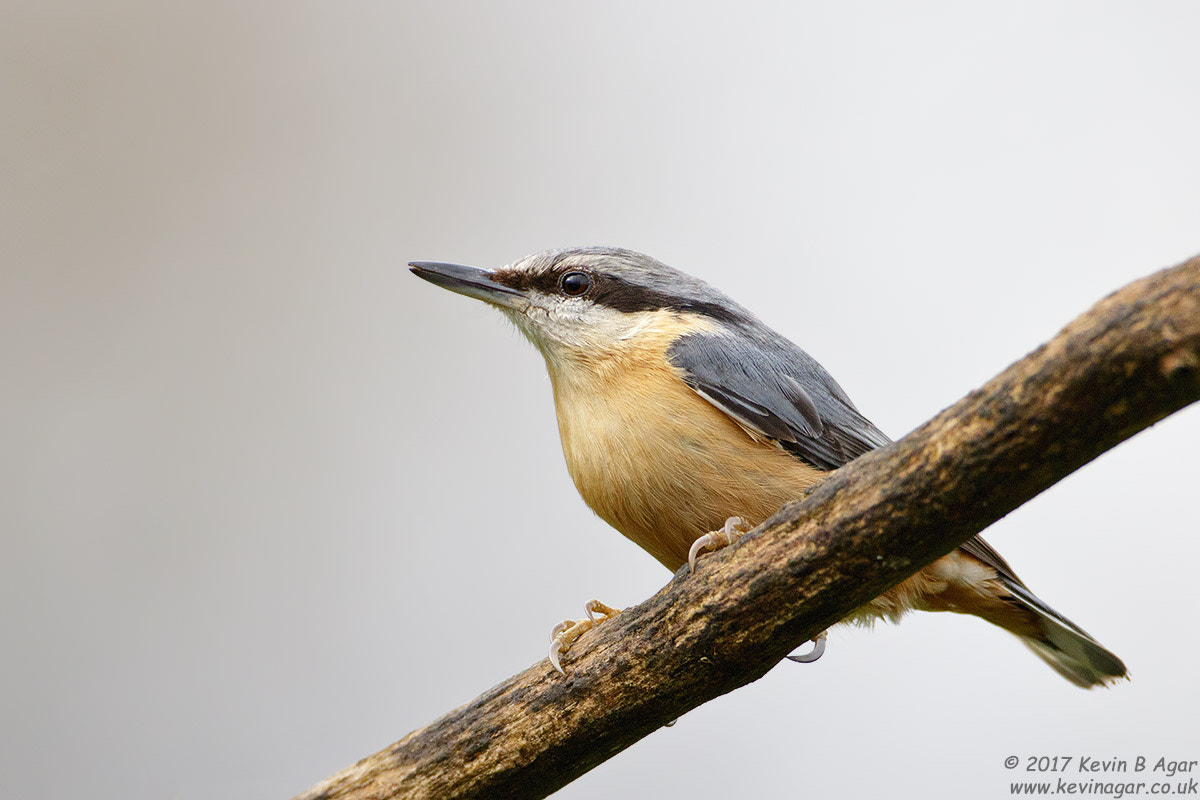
<box><xmin>409</xmin><ymin>261</ymin><xmax>525</xmax><ymax>309</ymax></box>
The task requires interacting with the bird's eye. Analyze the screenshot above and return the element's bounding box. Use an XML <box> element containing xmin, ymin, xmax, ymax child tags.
<box><xmin>560</xmin><ymin>271</ymin><xmax>591</xmax><ymax>296</ymax></box>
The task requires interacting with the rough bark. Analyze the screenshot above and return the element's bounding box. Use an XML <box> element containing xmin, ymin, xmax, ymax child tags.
<box><xmin>296</xmin><ymin>255</ymin><xmax>1200</xmax><ymax>800</ymax></box>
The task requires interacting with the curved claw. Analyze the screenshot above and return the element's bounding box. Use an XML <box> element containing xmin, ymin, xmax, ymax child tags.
<box><xmin>548</xmin><ymin>601</ymin><xmax>622</xmax><ymax>676</ymax></box>
<box><xmin>549</xmin><ymin>639</ymin><xmax>566</xmax><ymax>675</ymax></box>
<box><xmin>786</xmin><ymin>631</ymin><xmax>828</xmax><ymax>664</ymax></box>
<box><xmin>549</xmin><ymin>620</ymin><xmax>575</xmax><ymax>675</ymax></box>
<box><xmin>688</xmin><ymin>516</ymin><xmax>745</xmax><ymax>573</ymax></box>
<box><xmin>687</xmin><ymin>533</ymin><xmax>719</xmax><ymax>573</ymax></box>
<box><xmin>550</xmin><ymin>620</ymin><xmax>590</xmax><ymax>675</ymax></box>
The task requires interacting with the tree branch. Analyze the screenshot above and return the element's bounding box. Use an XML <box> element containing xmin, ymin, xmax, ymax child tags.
<box><xmin>297</xmin><ymin>255</ymin><xmax>1200</xmax><ymax>800</ymax></box>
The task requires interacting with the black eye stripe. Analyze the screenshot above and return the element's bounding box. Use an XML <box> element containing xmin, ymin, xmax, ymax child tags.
<box><xmin>491</xmin><ymin>269</ymin><xmax>560</xmax><ymax>294</ymax></box>
<box><xmin>589</xmin><ymin>275</ymin><xmax>741</xmax><ymax>323</ymax></box>
<box><xmin>491</xmin><ymin>268</ymin><xmax>741</xmax><ymax>324</ymax></box>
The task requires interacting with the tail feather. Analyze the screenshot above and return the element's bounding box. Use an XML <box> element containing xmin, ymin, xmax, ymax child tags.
<box><xmin>1001</xmin><ymin>578</ymin><xmax>1127</xmax><ymax>688</ymax></box>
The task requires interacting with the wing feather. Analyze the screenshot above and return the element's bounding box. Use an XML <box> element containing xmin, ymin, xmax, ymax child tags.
<box><xmin>667</xmin><ymin>330</ymin><xmax>889</xmax><ymax>472</ymax></box>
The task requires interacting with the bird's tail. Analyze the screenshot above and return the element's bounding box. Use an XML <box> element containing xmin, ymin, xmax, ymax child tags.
<box><xmin>999</xmin><ymin>578</ymin><xmax>1127</xmax><ymax>688</ymax></box>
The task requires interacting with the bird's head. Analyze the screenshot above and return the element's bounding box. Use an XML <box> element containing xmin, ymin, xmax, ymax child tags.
<box><xmin>410</xmin><ymin>247</ymin><xmax>749</xmax><ymax>370</ymax></box>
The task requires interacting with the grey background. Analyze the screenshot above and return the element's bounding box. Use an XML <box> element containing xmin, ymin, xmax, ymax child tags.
<box><xmin>3</xmin><ymin>3</ymin><xmax>1198</xmax><ymax>799</ymax></box>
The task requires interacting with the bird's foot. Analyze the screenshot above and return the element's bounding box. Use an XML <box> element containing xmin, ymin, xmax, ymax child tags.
<box><xmin>548</xmin><ymin>599</ymin><xmax>621</xmax><ymax>675</ymax></box>
<box><xmin>688</xmin><ymin>516</ymin><xmax>748</xmax><ymax>572</ymax></box>
<box><xmin>785</xmin><ymin>630</ymin><xmax>828</xmax><ymax>663</ymax></box>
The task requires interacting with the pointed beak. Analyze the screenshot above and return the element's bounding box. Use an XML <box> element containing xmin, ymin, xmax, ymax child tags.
<box><xmin>409</xmin><ymin>261</ymin><xmax>525</xmax><ymax>309</ymax></box>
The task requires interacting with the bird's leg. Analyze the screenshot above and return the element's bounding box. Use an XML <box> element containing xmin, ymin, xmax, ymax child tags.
<box><xmin>785</xmin><ymin>630</ymin><xmax>828</xmax><ymax>663</ymax></box>
<box><xmin>548</xmin><ymin>599</ymin><xmax>621</xmax><ymax>675</ymax></box>
<box><xmin>688</xmin><ymin>516</ymin><xmax>748</xmax><ymax>572</ymax></box>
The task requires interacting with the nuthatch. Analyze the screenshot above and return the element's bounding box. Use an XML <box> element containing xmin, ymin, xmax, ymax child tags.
<box><xmin>410</xmin><ymin>247</ymin><xmax>1126</xmax><ymax>687</ymax></box>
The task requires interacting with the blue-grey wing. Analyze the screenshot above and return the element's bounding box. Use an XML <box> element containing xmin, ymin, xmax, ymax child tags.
<box><xmin>669</xmin><ymin>330</ymin><xmax>1036</xmax><ymax>594</ymax></box>
<box><xmin>667</xmin><ymin>330</ymin><xmax>891</xmax><ymax>471</ymax></box>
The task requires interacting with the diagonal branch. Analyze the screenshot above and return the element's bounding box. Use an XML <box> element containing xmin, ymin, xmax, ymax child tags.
<box><xmin>297</xmin><ymin>255</ymin><xmax>1200</xmax><ymax>800</ymax></box>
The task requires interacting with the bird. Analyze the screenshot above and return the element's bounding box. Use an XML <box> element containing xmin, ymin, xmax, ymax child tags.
<box><xmin>409</xmin><ymin>246</ymin><xmax>1127</xmax><ymax>687</ymax></box>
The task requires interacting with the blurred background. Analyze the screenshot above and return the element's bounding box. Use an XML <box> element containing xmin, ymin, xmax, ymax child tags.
<box><xmin>3</xmin><ymin>3</ymin><xmax>1198</xmax><ymax>798</ymax></box>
